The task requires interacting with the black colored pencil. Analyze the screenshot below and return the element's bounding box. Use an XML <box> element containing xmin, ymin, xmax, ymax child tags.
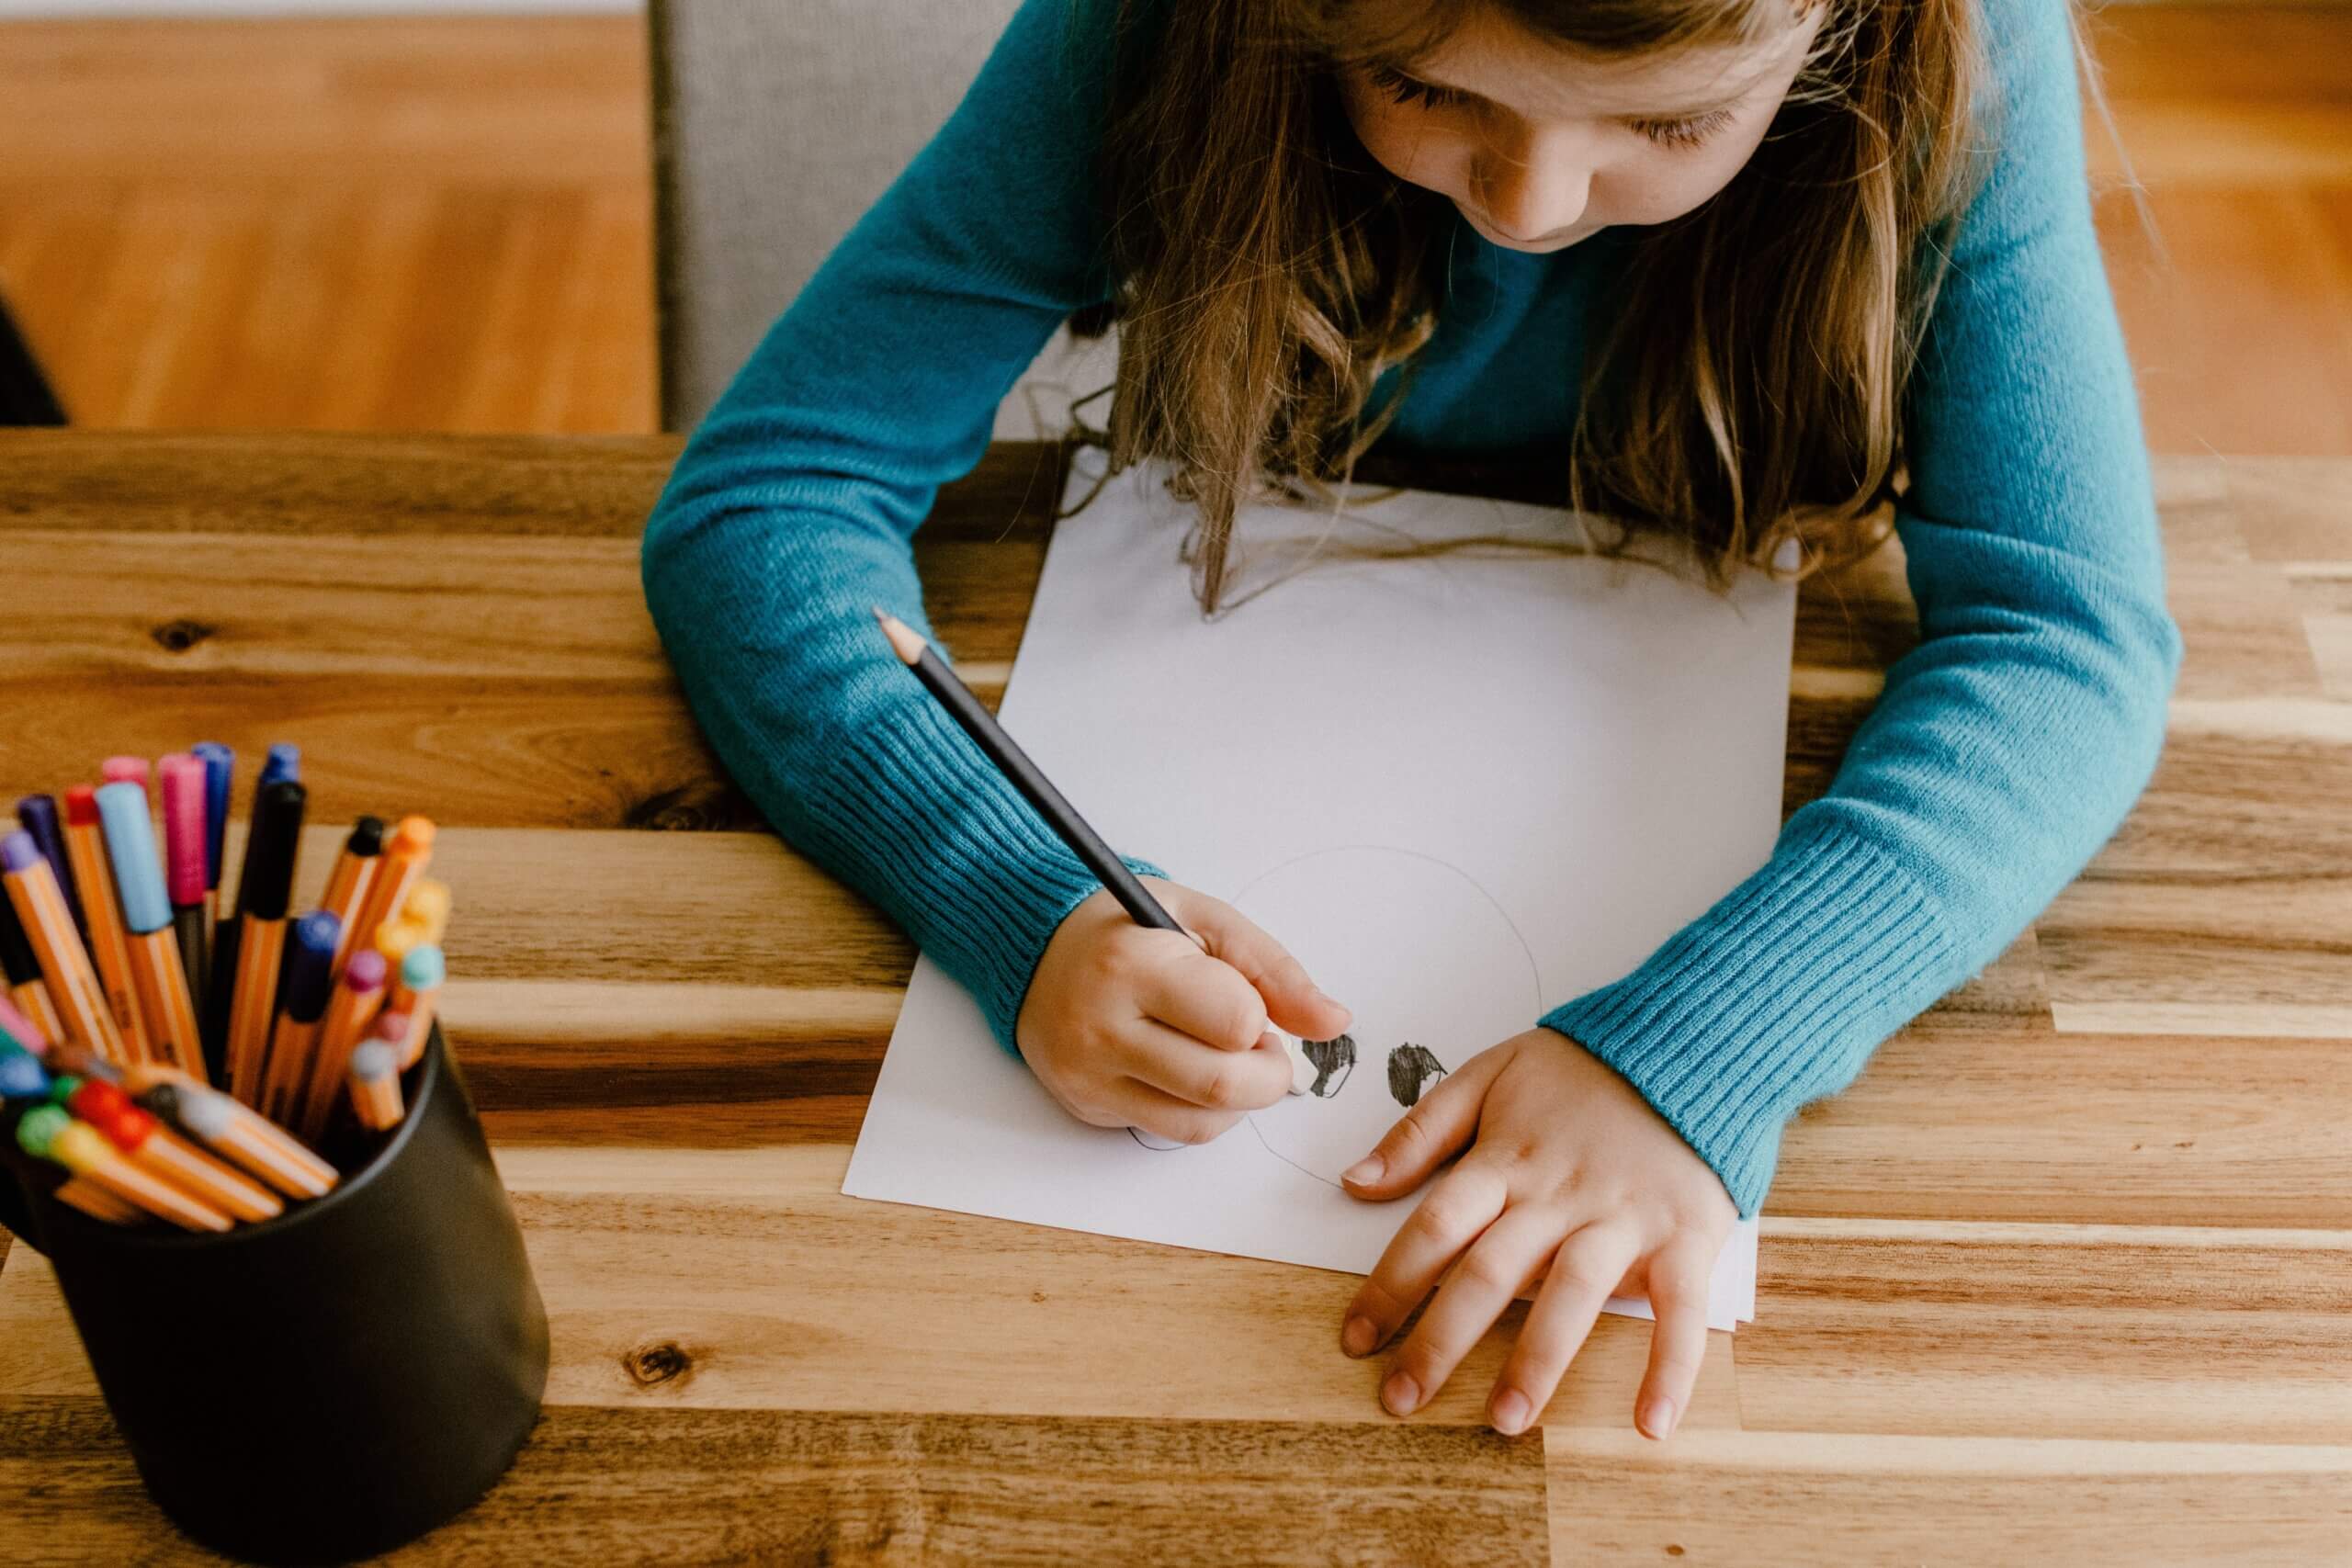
<box><xmin>871</xmin><ymin>607</ymin><xmax>1202</xmax><ymax>951</ymax></box>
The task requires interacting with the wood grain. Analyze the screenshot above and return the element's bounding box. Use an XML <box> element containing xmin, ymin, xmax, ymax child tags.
<box><xmin>1</xmin><ymin>431</ymin><xmax>2346</xmax><ymax>1560</ymax></box>
<box><xmin>0</xmin><ymin>1400</ymin><xmax>1551</xmax><ymax>1567</ymax></box>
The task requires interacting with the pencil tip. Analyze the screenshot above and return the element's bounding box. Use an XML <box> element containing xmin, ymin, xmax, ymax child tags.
<box><xmin>874</xmin><ymin>607</ymin><xmax>926</xmax><ymax>666</ymax></box>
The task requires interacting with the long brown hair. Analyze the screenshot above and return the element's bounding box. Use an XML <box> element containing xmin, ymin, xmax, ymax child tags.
<box><xmin>1059</xmin><ymin>0</ymin><xmax>2019</xmax><ymax>614</ymax></box>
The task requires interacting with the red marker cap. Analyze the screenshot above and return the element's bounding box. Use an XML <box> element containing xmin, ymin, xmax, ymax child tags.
<box><xmin>63</xmin><ymin>784</ymin><xmax>100</xmax><ymax>828</ymax></box>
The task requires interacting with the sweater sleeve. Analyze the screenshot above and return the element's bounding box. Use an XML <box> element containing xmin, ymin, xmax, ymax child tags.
<box><xmin>1538</xmin><ymin>0</ymin><xmax>2184</xmax><ymax>1218</ymax></box>
<box><xmin>640</xmin><ymin>0</ymin><xmax>1169</xmax><ymax>1055</ymax></box>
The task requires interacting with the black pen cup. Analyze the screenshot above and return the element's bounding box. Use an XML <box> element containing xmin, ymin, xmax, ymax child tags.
<box><xmin>0</xmin><ymin>1023</ymin><xmax>548</xmax><ymax>1565</ymax></box>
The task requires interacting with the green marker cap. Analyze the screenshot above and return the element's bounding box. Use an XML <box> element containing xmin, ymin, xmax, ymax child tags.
<box><xmin>17</xmin><ymin>1103</ymin><xmax>70</xmax><ymax>1157</ymax></box>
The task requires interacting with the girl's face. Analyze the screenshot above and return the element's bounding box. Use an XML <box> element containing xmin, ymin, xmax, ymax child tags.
<box><xmin>1336</xmin><ymin>5</ymin><xmax>1829</xmax><ymax>253</ymax></box>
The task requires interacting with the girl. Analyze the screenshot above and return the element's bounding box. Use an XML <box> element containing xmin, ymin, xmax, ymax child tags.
<box><xmin>641</xmin><ymin>0</ymin><xmax>2179</xmax><ymax>1444</ymax></box>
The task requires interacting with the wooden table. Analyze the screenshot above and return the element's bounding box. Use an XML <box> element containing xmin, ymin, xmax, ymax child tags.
<box><xmin>2</xmin><ymin>433</ymin><xmax>2347</xmax><ymax>1563</ymax></box>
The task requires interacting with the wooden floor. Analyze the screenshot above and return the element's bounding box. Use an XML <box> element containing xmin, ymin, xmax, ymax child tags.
<box><xmin>0</xmin><ymin>6</ymin><xmax>2347</xmax><ymax>450</ymax></box>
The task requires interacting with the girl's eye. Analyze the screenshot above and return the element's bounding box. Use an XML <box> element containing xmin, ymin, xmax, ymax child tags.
<box><xmin>1366</xmin><ymin>62</ymin><xmax>1465</xmax><ymax>111</ymax></box>
<box><xmin>1627</xmin><ymin>107</ymin><xmax>1738</xmax><ymax>150</ymax></box>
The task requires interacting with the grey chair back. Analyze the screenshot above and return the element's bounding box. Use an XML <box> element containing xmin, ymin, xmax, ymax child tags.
<box><xmin>648</xmin><ymin>0</ymin><xmax>1117</xmax><ymax>434</ymax></box>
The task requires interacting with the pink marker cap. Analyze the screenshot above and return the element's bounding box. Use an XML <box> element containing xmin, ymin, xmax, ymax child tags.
<box><xmin>100</xmin><ymin>755</ymin><xmax>152</xmax><ymax>790</ymax></box>
<box><xmin>160</xmin><ymin>753</ymin><xmax>208</xmax><ymax>906</ymax></box>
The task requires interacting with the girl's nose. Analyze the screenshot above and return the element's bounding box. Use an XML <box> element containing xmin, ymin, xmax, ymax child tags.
<box><xmin>1471</xmin><ymin>129</ymin><xmax>1592</xmax><ymax>243</ymax></box>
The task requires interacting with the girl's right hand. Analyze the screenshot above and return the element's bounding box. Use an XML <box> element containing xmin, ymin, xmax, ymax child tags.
<box><xmin>1016</xmin><ymin>876</ymin><xmax>1355</xmax><ymax>1145</ymax></box>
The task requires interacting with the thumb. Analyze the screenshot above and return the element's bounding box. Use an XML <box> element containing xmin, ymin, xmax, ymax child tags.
<box><xmin>1170</xmin><ymin>889</ymin><xmax>1355</xmax><ymax>1042</ymax></box>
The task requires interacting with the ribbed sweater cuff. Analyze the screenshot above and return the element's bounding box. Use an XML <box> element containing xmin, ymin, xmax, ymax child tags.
<box><xmin>1537</xmin><ymin>818</ymin><xmax>1959</xmax><ymax>1219</ymax></box>
<box><xmin>788</xmin><ymin>696</ymin><xmax>1169</xmax><ymax>1058</ymax></box>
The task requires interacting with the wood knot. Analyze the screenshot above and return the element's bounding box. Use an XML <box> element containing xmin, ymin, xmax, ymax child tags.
<box><xmin>623</xmin><ymin>784</ymin><xmax>728</xmax><ymax>831</ymax></box>
<box><xmin>622</xmin><ymin>1340</ymin><xmax>694</xmax><ymax>1388</ymax></box>
<box><xmin>1665</xmin><ymin>1548</ymin><xmax>1685</xmax><ymax>1558</ymax></box>
<box><xmin>150</xmin><ymin>617</ymin><xmax>218</xmax><ymax>652</ymax></box>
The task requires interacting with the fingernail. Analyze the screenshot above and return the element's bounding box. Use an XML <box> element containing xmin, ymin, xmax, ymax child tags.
<box><xmin>1490</xmin><ymin>1390</ymin><xmax>1532</xmax><ymax>1435</ymax></box>
<box><xmin>1639</xmin><ymin>1395</ymin><xmax>1677</xmax><ymax>1439</ymax></box>
<box><xmin>1340</xmin><ymin>1155</ymin><xmax>1384</xmax><ymax>1185</ymax></box>
<box><xmin>1342</xmin><ymin>1315</ymin><xmax>1378</xmax><ymax>1356</ymax></box>
<box><xmin>1382</xmin><ymin>1371</ymin><xmax>1421</xmax><ymax>1416</ymax></box>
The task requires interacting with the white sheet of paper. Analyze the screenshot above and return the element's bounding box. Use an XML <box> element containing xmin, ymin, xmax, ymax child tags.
<box><xmin>844</xmin><ymin>448</ymin><xmax>1793</xmax><ymax>1331</ymax></box>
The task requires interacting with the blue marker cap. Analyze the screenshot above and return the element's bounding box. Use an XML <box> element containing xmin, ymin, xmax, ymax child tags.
<box><xmin>192</xmin><ymin>742</ymin><xmax>233</xmax><ymax>891</ymax></box>
<box><xmin>13</xmin><ymin>796</ymin><xmax>82</xmax><ymax>936</ymax></box>
<box><xmin>258</xmin><ymin>743</ymin><xmax>300</xmax><ymax>788</ymax></box>
<box><xmin>0</xmin><ymin>1048</ymin><xmax>48</xmax><ymax>1100</ymax></box>
<box><xmin>93</xmin><ymin>782</ymin><xmax>172</xmax><ymax>935</ymax></box>
<box><xmin>277</xmin><ymin>911</ymin><xmax>342</xmax><ymax>1025</ymax></box>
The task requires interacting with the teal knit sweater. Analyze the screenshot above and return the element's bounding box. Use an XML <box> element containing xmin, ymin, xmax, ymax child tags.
<box><xmin>640</xmin><ymin>0</ymin><xmax>2181</xmax><ymax>1219</ymax></box>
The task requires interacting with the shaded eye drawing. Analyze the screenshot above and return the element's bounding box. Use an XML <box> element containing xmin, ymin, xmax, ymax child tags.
<box><xmin>1299</xmin><ymin>1033</ymin><xmax>1355</xmax><ymax>1098</ymax></box>
<box><xmin>1385</xmin><ymin>1043</ymin><xmax>1448</xmax><ymax>1107</ymax></box>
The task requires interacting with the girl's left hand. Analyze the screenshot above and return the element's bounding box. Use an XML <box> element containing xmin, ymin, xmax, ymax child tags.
<box><xmin>1337</xmin><ymin>1026</ymin><xmax>1737</xmax><ymax>1439</ymax></box>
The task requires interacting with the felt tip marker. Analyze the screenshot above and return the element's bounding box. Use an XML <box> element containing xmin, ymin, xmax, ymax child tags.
<box><xmin>160</xmin><ymin>755</ymin><xmax>210</xmax><ymax>1027</ymax></box>
<box><xmin>132</xmin><ymin>1076</ymin><xmax>338</xmax><ymax>1200</ymax></box>
<box><xmin>346</xmin><ymin>1031</ymin><xmax>405</xmax><ymax>1133</ymax></box>
<box><xmin>318</xmin><ymin>816</ymin><xmax>384</xmax><ymax>973</ymax></box>
<box><xmin>60</xmin><ymin>786</ymin><xmax>151</xmax><ymax>1064</ymax></box>
<box><xmin>13</xmin><ymin>795</ymin><xmax>83</xmax><ymax>941</ymax></box>
<box><xmin>95</xmin><ymin>782</ymin><xmax>206</xmax><ymax>1079</ymax></box>
<box><xmin>1</xmin><ymin>831</ymin><xmax>125</xmax><ymax>1062</ymax></box>
<box><xmin>298</xmin><ymin>947</ymin><xmax>385</xmax><ymax>1144</ymax></box>
<box><xmin>0</xmin><ymin>886</ymin><xmax>65</xmax><ymax>1047</ymax></box>
<box><xmin>221</xmin><ymin>780</ymin><xmax>306</xmax><ymax>1104</ymax></box>
<box><xmin>390</xmin><ymin>943</ymin><xmax>444</xmax><ymax>1072</ymax></box>
<box><xmin>17</xmin><ymin>1105</ymin><xmax>232</xmax><ymax>1232</ymax></box>
<box><xmin>258</xmin><ymin>743</ymin><xmax>300</xmax><ymax>788</ymax></box>
<box><xmin>66</xmin><ymin>1077</ymin><xmax>281</xmax><ymax>1223</ymax></box>
<box><xmin>344</xmin><ymin>817</ymin><xmax>433</xmax><ymax>988</ymax></box>
<box><xmin>192</xmin><ymin>741</ymin><xmax>233</xmax><ymax>935</ymax></box>
<box><xmin>259</xmin><ymin>911</ymin><xmax>339</xmax><ymax>1126</ymax></box>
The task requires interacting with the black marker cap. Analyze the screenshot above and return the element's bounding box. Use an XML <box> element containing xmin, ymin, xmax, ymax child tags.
<box><xmin>346</xmin><ymin>815</ymin><xmax>386</xmax><ymax>858</ymax></box>
<box><xmin>0</xmin><ymin>884</ymin><xmax>38</xmax><ymax>984</ymax></box>
<box><xmin>241</xmin><ymin>780</ymin><xmax>308</xmax><ymax>922</ymax></box>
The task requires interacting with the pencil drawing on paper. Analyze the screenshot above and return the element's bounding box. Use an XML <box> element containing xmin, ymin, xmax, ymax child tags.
<box><xmin>1125</xmin><ymin>843</ymin><xmax>1538</xmax><ymax>1187</ymax></box>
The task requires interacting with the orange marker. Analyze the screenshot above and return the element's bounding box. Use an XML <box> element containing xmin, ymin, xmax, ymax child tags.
<box><xmin>128</xmin><ymin>1071</ymin><xmax>338</xmax><ymax>1201</ymax></box>
<box><xmin>17</xmin><ymin>1107</ymin><xmax>231</xmax><ymax>1233</ymax></box>
<box><xmin>1</xmin><ymin>893</ymin><xmax>65</xmax><ymax>1046</ymax></box>
<box><xmin>2</xmin><ymin>831</ymin><xmax>125</xmax><ymax>1062</ymax></box>
<box><xmin>342</xmin><ymin>817</ymin><xmax>433</xmax><ymax>983</ymax></box>
<box><xmin>389</xmin><ymin>944</ymin><xmax>443</xmax><ymax>1072</ymax></box>
<box><xmin>345</xmin><ymin>1032</ymin><xmax>406</xmax><ymax>1133</ymax></box>
<box><xmin>222</xmin><ymin>782</ymin><xmax>306</xmax><ymax>1103</ymax></box>
<box><xmin>297</xmin><ymin>948</ymin><xmax>386</xmax><ymax>1144</ymax></box>
<box><xmin>67</xmin><ymin>1079</ymin><xmax>281</xmax><ymax>1224</ymax></box>
<box><xmin>94</xmin><ymin>783</ymin><xmax>205</xmax><ymax>1077</ymax></box>
<box><xmin>51</xmin><ymin>1178</ymin><xmax>144</xmax><ymax>1225</ymax></box>
<box><xmin>62</xmin><ymin>785</ymin><xmax>152</xmax><ymax>1064</ymax></box>
<box><xmin>258</xmin><ymin>912</ymin><xmax>340</xmax><ymax>1127</ymax></box>
<box><xmin>318</xmin><ymin>817</ymin><xmax>384</xmax><ymax>974</ymax></box>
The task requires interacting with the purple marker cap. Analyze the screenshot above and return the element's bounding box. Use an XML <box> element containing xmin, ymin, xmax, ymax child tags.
<box><xmin>1</xmin><ymin>831</ymin><xmax>44</xmax><ymax>875</ymax></box>
<box><xmin>13</xmin><ymin>796</ymin><xmax>82</xmax><ymax>935</ymax></box>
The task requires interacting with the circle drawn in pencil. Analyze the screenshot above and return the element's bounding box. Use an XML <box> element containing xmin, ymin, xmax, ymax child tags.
<box><xmin>1127</xmin><ymin>844</ymin><xmax>1543</xmax><ymax>1185</ymax></box>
